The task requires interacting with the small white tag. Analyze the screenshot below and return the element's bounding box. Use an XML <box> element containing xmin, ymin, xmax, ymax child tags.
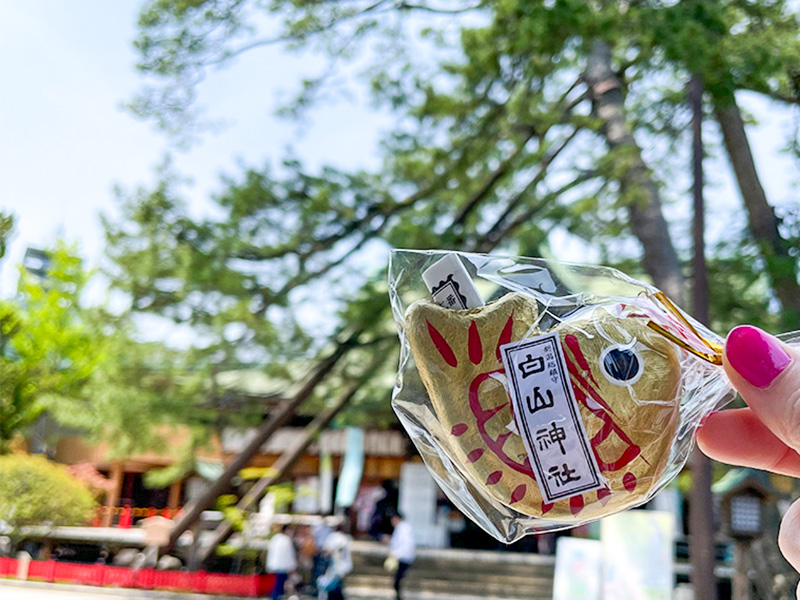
<box><xmin>422</xmin><ymin>254</ymin><xmax>485</xmax><ymax>310</ymax></box>
<box><xmin>500</xmin><ymin>332</ymin><xmax>604</xmax><ymax>504</ymax></box>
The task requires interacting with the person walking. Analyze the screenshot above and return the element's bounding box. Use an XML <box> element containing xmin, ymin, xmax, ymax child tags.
<box><xmin>369</xmin><ymin>480</ymin><xmax>398</xmax><ymax>539</ymax></box>
<box><xmin>295</xmin><ymin>525</ymin><xmax>316</xmax><ymax>594</ymax></box>
<box><xmin>388</xmin><ymin>513</ymin><xmax>415</xmax><ymax>600</ymax></box>
<box><xmin>310</xmin><ymin>521</ymin><xmax>333</xmax><ymax>593</ymax></box>
<box><xmin>318</xmin><ymin>524</ymin><xmax>353</xmax><ymax>600</ymax></box>
<box><xmin>266</xmin><ymin>524</ymin><xmax>297</xmax><ymax>600</ymax></box>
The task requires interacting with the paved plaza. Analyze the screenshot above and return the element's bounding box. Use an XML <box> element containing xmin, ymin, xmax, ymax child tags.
<box><xmin>0</xmin><ymin>580</ymin><xmax>222</xmax><ymax>600</ymax></box>
<box><xmin>0</xmin><ymin>579</ymin><xmax>506</xmax><ymax>600</ymax></box>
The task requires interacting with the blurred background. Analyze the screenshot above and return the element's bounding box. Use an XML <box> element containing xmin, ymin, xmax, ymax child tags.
<box><xmin>2</xmin><ymin>1</ymin><xmax>800</xmax><ymax>599</ymax></box>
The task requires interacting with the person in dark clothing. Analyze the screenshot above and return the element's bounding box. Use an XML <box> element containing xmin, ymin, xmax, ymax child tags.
<box><xmin>369</xmin><ymin>479</ymin><xmax>398</xmax><ymax>539</ymax></box>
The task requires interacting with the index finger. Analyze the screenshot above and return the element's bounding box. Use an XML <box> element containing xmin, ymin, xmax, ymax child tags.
<box><xmin>696</xmin><ymin>407</ymin><xmax>800</xmax><ymax>477</ymax></box>
<box><xmin>721</xmin><ymin>325</ymin><xmax>800</xmax><ymax>452</ymax></box>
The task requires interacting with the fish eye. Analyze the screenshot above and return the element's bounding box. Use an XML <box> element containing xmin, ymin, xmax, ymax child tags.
<box><xmin>599</xmin><ymin>344</ymin><xmax>643</xmax><ymax>386</ymax></box>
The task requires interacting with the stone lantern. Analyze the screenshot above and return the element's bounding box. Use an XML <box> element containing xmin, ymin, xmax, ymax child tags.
<box><xmin>712</xmin><ymin>468</ymin><xmax>777</xmax><ymax>600</ymax></box>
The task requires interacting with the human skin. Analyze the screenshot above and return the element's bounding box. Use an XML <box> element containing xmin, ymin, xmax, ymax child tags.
<box><xmin>696</xmin><ymin>325</ymin><xmax>800</xmax><ymax>594</ymax></box>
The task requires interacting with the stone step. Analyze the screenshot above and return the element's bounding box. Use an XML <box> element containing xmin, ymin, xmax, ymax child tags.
<box><xmin>344</xmin><ymin>587</ymin><xmax>540</xmax><ymax>600</ymax></box>
<box><xmin>348</xmin><ymin>572</ymin><xmax>550</xmax><ymax>586</ymax></box>
<box><xmin>352</xmin><ymin>543</ymin><xmax>553</xmax><ymax>562</ymax></box>
<box><xmin>353</xmin><ymin>555</ymin><xmax>554</xmax><ymax>570</ymax></box>
<box><xmin>353</xmin><ymin>561</ymin><xmax>554</xmax><ymax>578</ymax></box>
<box><xmin>346</xmin><ymin>574</ymin><xmax>551</xmax><ymax>596</ymax></box>
<box><xmin>348</xmin><ymin>541</ymin><xmax>555</xmax><ymax>600</ymax></box>
<box><xmin>351</xmin><ymin>569</ymin><xmax>553</xmax><ymax>587</ymax></box>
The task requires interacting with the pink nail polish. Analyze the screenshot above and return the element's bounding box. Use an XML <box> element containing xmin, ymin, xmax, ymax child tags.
<box><xmin>726</xmin><ymin>325</ymin><xmax>792</xmax><ymax>389</ymax></box>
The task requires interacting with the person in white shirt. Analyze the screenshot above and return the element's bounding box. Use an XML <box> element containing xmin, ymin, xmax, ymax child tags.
<box><xmin>389</xmin><ymin>514</ymin><xmax>415</xmax><ymax>600</ymax></box>
<box><xmin>318</xmin><ymin>524</ymin><xmax>353</xmax><ymax>600</ymax></box>
<box><xmin>266</xmin><ymin>525</ymin><xmax>297</xmax><ymax>600</ymax></box>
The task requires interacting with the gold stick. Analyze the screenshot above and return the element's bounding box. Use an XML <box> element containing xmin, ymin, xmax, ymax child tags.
<box><xmin>646</xmin><ymin>292</ymin><xmax>723</xmax><ymax>366</ymax></box>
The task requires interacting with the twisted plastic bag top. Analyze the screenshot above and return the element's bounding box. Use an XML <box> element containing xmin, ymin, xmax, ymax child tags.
<box><xmin>389</xmin><ymin>249</ymin><xmax>739</xmax><ymax>542</ymax></box>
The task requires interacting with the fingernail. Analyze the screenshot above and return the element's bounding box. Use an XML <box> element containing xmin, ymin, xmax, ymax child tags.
<box><xmin>726</xmin><ymin>325</ymin><xmax>792</xmax><ymax>389</ymax></box>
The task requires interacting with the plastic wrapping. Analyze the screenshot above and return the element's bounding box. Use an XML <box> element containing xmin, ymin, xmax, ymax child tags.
<box><xmin>389</xmin><ymin>249</ymin><xmax>745</xmax><ymax>542</ymax></box>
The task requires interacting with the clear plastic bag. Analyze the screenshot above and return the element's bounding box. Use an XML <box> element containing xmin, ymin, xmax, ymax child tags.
<box><xmin>388</xmin><ymin>249</ymin><xmax>738</xmax><ymax>542</ymax></box>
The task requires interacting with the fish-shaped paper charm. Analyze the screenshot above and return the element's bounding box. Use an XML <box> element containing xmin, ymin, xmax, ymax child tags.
<box><xmin>405</xmin><ymin>292</ymin><xmax>681</xmax><ymax>521</ymax></box>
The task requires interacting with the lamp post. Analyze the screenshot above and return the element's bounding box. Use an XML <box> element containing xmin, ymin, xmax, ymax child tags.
<box><xmin>22</xmin><ymin>247</ymin><xmax>50</xmax><ymax>279</ymax></box>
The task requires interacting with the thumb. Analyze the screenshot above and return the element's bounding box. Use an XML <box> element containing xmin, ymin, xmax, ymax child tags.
<box><xmin>778</xmin><ymin>496</ymin><xmax>800</xmax><ymax>579</ymax></box>
<box><xmin>723</xmin><ymin>325</ymin><xmax>800</xmax><ymax>451</ymax></box>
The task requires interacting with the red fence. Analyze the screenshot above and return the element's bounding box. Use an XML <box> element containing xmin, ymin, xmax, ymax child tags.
<box><xmin>0</xmin><ymin>557</ymin><xmax>274</xmax><ymax>597</ymax></box>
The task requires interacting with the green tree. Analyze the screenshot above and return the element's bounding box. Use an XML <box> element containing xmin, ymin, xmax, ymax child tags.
<box><xmin>0</xmin><ymin>238</ymin><xmax>207</xmax><ymax>458</ymax></box>
<box><xmin>0</xmin><ymin>244</ymin><xmax>105</xmax><ymax>453</ymax></box>
<box><xmin>46</xmin><ymin>327</ymin><xmax>214</xmax><ymax>459</ymax></box>
<box><xmin>104</xmin><ymin>162</ymin><xmax>399</xmax><ymax>427</ymax></box>
<box><xmin>0</xmin><ymin>453</ymin><xmax>96</xmax><ymax>528</ymax></box>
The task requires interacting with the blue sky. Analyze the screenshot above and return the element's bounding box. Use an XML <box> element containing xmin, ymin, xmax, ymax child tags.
<box><xmin>0</xmin><ymin>0</ymin><xmax>391</xmax><ymax>297</ymax></box>
<box><xmin>1</xmin><ymin>1</ymin><xmax>797</xmax><ymax>302</ymax></box>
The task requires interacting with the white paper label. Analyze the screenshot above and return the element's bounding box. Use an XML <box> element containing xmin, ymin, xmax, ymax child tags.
<box><xmin>500</xmin><ymin>332</ymin><xmax>604</xmax><ymax>504</ymax></box>
<box><xmin>422</xmin><ymin>254</ymin><xmax>485</xmax><ymax>310</ymax></box>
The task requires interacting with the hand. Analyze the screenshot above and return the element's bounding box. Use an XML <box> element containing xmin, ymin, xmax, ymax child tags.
<box><xmin>697</xmin><ymin>326</ymin><xmax>800</xmax><ymax>576</ymax></box>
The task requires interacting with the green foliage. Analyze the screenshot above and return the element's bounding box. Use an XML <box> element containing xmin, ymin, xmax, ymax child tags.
<box><xmin>0</xmin><ymin>212</ymin><xmax>14</xmax><ymax>261</ymax></box>
<box><xmin>706</xmin><ymin>239</ymin><xmax>781</xmax><ymax>335</ymax></box>
<box><xmin>216</xmin><ymin>543</ymin><xmax>260</xmax><ymax>560</ymax></box>
<box><xmin>263</xmin><ymin>482</ymin><xmax>294</xmax><ymax>513</ymax></box>
<box><xmin>0</xmin><ymin>244</ymin><xmax>106</xmax><ymax>453</ymax></box>
<box><xmin>104</xmin><ymin>156</ymin><xmax>400</xmax><ymax>423</ymax></box>
<box><xmin>0</xmin><ymin>237</ymin><xmax>216</xmax><ymax>458</ymax></box>
<box><xmin>216</xmin><ymin>493</ymin><xmax>246</xmax><ymax>531</ymax></box>
<box><xmin>0</xmin><ymin>453</ymin><xmax>96</xmax><ymax>528</ymax></box>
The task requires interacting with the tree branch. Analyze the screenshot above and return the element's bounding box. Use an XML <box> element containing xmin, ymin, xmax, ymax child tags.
<box><xmin>447</xmin><ymin>76</ymin><xmax>585</xmax><ymax>238</ymax></box>
<box><xmin>449</xmin><ymin>130</ymin><xmax>536</xmax><ymax>229</ymax></box>
<box><xmin>205</xmin><ymin>0</ymin><xmax>398</xmax><ymax>66</ymax></box>
<box><xmin>476</xmin><ymin>171</ymin><xmax>600</xmax><ymax>253</ymax></box>
<box><xmin>397</xmin><ymin>2</ymin><xmax>483</xmax><ymax>14</ymax></box>
<box><xmin>481</xmin><ymin>126</ymin><xmax>583</xmax><ymax>243</ymax></box>
<box><xmin>164</xmin><ymin>326</ymin><xmax>361</xmax><ymax>552</ymax></box>
<box><xmin>191</xmin><ymin>351</ymin><xmax>385</xmax><ymax>565</ymax></box>
<box><xmin>258</xmin><ymin>213</ymin><xmax>392</xmax><ymax>311</ymax></box>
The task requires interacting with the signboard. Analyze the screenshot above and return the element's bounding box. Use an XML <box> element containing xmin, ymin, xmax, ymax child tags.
<box><xmin>553</xmin><ymin>537</ymin><xmax>602</xmax><ymax>600</ymax></box>
<box><xmin>600</xmin><ymin>510</ymin><xmax>675</xmax><ymax>600</ymax></box>
<box><xmin>399</xmin><ymin>463</ymin><xmax>446</xmax><ymax>548</ymax></box>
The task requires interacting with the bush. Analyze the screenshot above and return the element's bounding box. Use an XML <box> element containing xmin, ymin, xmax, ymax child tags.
<box><xmin>0</xmin><ymin>454</ymin><xmax>96</xmax><ymax>528</ymax></box>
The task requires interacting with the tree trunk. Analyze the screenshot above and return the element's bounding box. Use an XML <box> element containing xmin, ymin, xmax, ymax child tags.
<box><xmin>688</xmin><ymin>74</ymin><xmax>718</xmax><ymax>600</ymax></box>
<box><xmin>713</xmin><ymin>98</ymin><xmax>800</xmax><ymax>329</ymax></box>
<box><xmin>584</xmin><ymin>40</ymin><xmax>685</xmax><ymax>303</ymax></box>
<box><xmin>163</xmin><ymin>332</ymin><xmax>357</xmax><ymax>553</ymax></box>
<box><xmin>191</xmin><ymin>378</ymin><xmax>364</xmax><ymax>567</ymax></box>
